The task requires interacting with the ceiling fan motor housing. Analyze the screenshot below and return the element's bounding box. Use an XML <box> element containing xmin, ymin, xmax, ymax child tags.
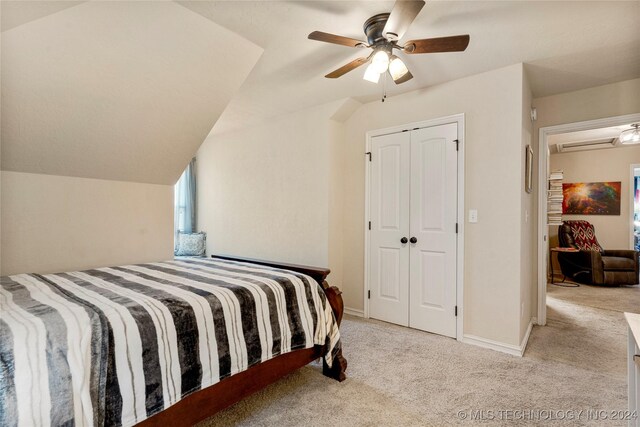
<box><xmin>364</xmin><ymin>13</ymin><xmax>391</xmax><ymax>45</ymax></box>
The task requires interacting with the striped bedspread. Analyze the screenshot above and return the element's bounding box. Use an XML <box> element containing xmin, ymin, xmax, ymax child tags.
<box><xmin>0</xmin><ymin>258</ymin><xmax>341</xmax><ymax>427</ymax></box>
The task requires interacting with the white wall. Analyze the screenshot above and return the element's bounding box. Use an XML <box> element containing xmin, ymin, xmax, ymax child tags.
<box><xmin>328</xmin><ymin>118</ymin><xmax>346</xmax><ymax>287</ymax></box>
<box><xmin>196</xmin><ymin>101</ymin><xmax>348</xmax><ymax>281</ymax></box>
<box><xmin>533</xmin><ymin>79</ymin><xmax>640</xmax><ymax>131</ymax></box>
<box><xmin>0</xmin><ymin>2</ymin><xmax>262</xmax><ymax>277</ymax></box>
<box><xmin>520</xmin><ymin>69</ymin><xmax>535</xmax><ymax>341</ymax></box>
<box><xmin>548</xmin><ymin>146</ymin><xmax>640</xmax><ymax>258</ymax></box>
<box><xmin>0</xmin><ymin>171</ymin><xmax>173</xmax><ymax>275</ymax></box>
<box><xmin>341</xmin><ymin>63</ymin><xmax>529</xmax><ymax>346</ymax></box>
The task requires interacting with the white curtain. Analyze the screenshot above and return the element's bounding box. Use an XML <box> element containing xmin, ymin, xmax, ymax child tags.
<box><xmin>174</xmin><ymin>158</ymin><xmax>197</xmax><ymax>251</ymax></box>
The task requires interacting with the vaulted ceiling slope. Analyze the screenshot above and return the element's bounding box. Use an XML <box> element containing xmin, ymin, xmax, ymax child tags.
<box><xmin>1</xmin><ymin>1</ymin><xmax>263</xmax><ymax>185</ymax></box>
<box><xmin>2</xmin><ymin>1</ymin><xmax>638</xmax><ymax>174</ymax></box>
<box><xmin>177</xmin><ymin>1</ymin><xmax>640</xmax><ymax>135</ymax></box>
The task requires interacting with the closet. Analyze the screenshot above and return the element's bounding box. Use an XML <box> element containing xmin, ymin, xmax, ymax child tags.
<box><xmin>368</xmin><ymin>122</ymin><xmax>458</xmax><ymax>338</ymax></box>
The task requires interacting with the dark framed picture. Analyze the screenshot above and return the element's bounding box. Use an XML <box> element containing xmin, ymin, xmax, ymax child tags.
<box><xmin>525</xmin><ymin>145</ymin><xmax>533</xmax><ymax>193</ymax></box>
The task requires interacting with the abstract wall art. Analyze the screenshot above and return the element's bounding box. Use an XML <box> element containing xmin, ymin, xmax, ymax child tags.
<box><xmin>562</xmin><ymin>181</ymin><xmax>621</xmax><ymax>215</ymax></box>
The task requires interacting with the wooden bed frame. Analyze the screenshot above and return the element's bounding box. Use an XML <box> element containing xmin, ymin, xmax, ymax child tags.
<box><xmin>138</xmin><ymin>255</ymin><xmax>347</xmax><ymax>426</ymax></box>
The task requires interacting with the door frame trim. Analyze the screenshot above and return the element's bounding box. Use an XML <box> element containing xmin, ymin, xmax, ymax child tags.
<box><xmin>364</xmin><ymin>113</ymin><xmax>465</xmax><ymax>340</ymax></box>
<box><xmin>630</xmin><ymin>164</ymin><xmax>640</xmax><ymax>251</ymax></box>
<box><xmin>536</xmin><ymin>112</ymin><xmax>640</xmax><ymax>325</ymax></box>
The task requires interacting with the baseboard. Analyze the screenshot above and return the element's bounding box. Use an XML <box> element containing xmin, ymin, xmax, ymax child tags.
<box><xmin>461</xmin><ymin>335</ymin><xmax>522</xmax><ymax>356</ymax></box>
<box><xmin>343</xmin><ymin>307</ymin><xmax>365</xmax><ymax>317</ymax></box>
<box><xmin>462</xmin><ymin>318</ymin><xmax>534</xmax><ymax>357</ymax></box>
<box><xmin>519</xmin><ymin>319</ymin><xmax>534</xmax><ymax>355</ymax></box>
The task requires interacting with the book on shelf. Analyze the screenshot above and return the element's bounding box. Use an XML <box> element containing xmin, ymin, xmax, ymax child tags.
<box><xmin>547</xmin><ymin>170</ymin><xmax>564</xmax><ymax>225</ymax></box>
<box><xmin>548</xmin><ymin>170</ymin><xmax>563</xmax><ymax>180</ymax></box>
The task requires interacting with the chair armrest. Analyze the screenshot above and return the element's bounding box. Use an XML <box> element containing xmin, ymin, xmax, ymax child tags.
<box><xmin>603</xmin><ymin>249</ymin><xmax>638</xmax><ymax>260</ymax></box>
<box><xmin>588</xmin><ymin>250</ymin><xmax>604</xmax><ymax>284</ymax></box>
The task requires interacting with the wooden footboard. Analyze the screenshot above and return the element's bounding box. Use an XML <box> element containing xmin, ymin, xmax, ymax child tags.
<box><xmin>211</xmin><ymin>255</ymin><xmax>348</xmax><ymax>382</ymax></box>
<box><xmin>139</xmin><ymin>255</ymin><xmax>347</xmax><ymax>426</ymax></box>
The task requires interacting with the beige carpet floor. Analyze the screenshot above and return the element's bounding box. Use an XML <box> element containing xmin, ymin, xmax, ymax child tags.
<box><xmin>198</xmin><ymin>283</ymin><xmax>640</xmax><ymax>426</ymax></box>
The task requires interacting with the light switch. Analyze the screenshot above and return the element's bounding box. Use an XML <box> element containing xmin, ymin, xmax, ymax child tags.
<box><xmin>469</xmin><ymin>209</ymin><xmax>478</xmax><ymax>223</ymax></box>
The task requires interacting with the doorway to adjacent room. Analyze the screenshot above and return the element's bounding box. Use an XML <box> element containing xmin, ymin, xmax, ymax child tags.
<box><xmin>537</xmin><ymin>113</ymin><xmax>640</xmax><ymax>325</ymax></box>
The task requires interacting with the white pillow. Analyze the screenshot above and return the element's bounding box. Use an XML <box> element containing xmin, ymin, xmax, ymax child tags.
<box><xmin>175</xmin><ymin>232</ymin><xmax>206</xmax><ymax>256</ymax></box>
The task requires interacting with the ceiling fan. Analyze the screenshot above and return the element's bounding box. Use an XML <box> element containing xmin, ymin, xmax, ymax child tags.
<box><xmin>308</xmin><ymin>0</ymin><xmax>470</xmax><ymax>84</ymax></box>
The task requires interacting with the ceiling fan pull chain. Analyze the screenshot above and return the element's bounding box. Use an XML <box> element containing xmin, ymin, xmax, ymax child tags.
<box><xmin>382</xmin><ymin>72</ymin><xmax>387</xmax><ymax>103</ymax></box>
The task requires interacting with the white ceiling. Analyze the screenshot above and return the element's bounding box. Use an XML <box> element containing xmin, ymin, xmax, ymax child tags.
<box><xmin>0</xmin><ymin>1</ymin><xmax>85</xmax><ymax>32</ymax></box>
<box><xmin>548</xmin><ymin>125</ymin><xmax>632</xmax><ymax>146</ymax></box>
<box><xmin>176</xmin><ymin>0</ymin><xmax>640</xmax><ymax>135</ymax></box>
<box><xmin>2</xmin><ymin>1</ymin><xmax>639</xmax><ymax>175</ymax></box>
<box><xmin>1</xmin><ymin>1</ymin><xmax>262</xmax><ymax>184</ymax></box>
<box><xmin>548</xmin><ymin>123</ymin><xmax>637</xmax><ymax>154</ymax></box>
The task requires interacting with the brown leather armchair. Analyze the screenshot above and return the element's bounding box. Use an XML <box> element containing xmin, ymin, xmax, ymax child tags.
<box><xmin>557</xmin><ymin>220</ymin><xmax>639</xmax><ymax>286</ymax></box>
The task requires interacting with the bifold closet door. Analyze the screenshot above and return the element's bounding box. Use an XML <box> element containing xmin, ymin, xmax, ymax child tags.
<box><xmin>408</xmin><ymin>123</ymin><xmax>458</xmax><ymax>338</ymax></box>
<box><xmin>368</xmin><ymin>131</ymin><xmax>411</xmax><ymax>326</ymax></box>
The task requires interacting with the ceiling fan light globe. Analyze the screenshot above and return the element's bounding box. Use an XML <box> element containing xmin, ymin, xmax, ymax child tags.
<box><xmin>389</xmin><ymin>56</ymin><xmax>409</xmax><ymax>81</ymax></box>
<box><xmin>371</xmin><ymin>50</ymin><xmax>390</xmax><ymax>74</ymax></box>
<box><xmin>363</xmin><ymin>64</ymin><xmax>381</xmax><ymax>83</ymax></box>
<box><xmin>620</xmin><ymin>124</ymin><xmax>640</xmax><ymax>145</ymax></box>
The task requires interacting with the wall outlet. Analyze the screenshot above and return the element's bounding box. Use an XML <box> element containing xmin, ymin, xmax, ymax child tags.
<box><xmin>469</xmin><ymin>209</ymin><xmax>478</xmax><ymax>223</ymax></box>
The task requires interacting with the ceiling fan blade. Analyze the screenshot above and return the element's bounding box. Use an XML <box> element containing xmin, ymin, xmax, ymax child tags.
<box><xmin>382</xmin><ymin>0</ymin><xmax>425</xmax><ymax>41</ymax></box>
<box><xmin>325</xmin><ymin>57</ymin><xmax>369</xmax><ymax>79</ymax></box>
<box><xmin>404</xmin><ymin>35</ymin><xmax>470</xmax><ymax>54</ymax></box>
<box><xmin>308</xmin><ymin>31</ymin><xmax>367</xmax><ymax>48</ymax></box>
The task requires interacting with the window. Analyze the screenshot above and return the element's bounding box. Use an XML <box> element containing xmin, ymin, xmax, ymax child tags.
<box><xmin>174</xmin><ymin>158</ymin><xmax>196</xmax><ymax>250</ymax></box>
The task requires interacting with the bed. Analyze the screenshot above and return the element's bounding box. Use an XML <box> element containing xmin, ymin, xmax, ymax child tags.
<box><xmin>0</xmin><ymin>255</ymin><xmax>347</xmax><ymax>427</ymax></box>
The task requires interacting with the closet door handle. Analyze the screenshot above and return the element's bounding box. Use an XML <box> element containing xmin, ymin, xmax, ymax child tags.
<box><xmin>410</xmin><ymin>237</ymin><xmax>418</xmax><ymax>244</ymax></box>
<box><xmin>400</xmin><ymin>237</ymin><xmax>408</xmax><ymax>244</ymax></box>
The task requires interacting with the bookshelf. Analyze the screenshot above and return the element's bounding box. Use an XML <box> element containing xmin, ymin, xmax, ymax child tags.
<box><xmin>547</xmin><ymin>170</ymin><xmax>563</xmax><ymax>226</ymax></box>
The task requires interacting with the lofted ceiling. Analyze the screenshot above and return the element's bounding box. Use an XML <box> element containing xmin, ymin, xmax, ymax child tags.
<box><xmin>176</xmin><ymin>1</ymin><xmax>640</xmax><ymax>135</ymax></box>
<box><xmin>1</xmin><ymin>1</ymin><xmax>639</xmax><ymax>179</ymax></box>
<box><xmin>1</xmin><ymin>1</ymin><xmax>263</xmax><ymax>184</ymax></box>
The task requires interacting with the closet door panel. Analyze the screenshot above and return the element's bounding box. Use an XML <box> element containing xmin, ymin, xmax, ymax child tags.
<box><xmin>409</xmin><ymin>123</ymin><xmax>458</xmax><ymax>338</ymax></box>
<box><xmin>369</xmin><ymin>132</ymin><xmax>410</xmax><ymax>326</ymax></box>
